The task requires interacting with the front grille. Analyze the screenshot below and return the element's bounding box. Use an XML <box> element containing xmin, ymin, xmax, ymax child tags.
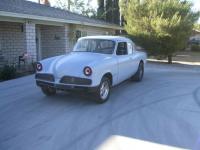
<box><xmin>60</xmin><ymin>76</ymin><xmax>92</xmax><ymax>85</ymax></box>
<box><xmin>35</xmin><ymin>73</ymin><xmax>55</xmax><ymax>82</ymax></box>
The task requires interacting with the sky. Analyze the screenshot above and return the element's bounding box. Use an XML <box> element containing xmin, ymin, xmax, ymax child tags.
<box><xmin>187</xmin><ymin>0</ymin><xmax>200</xmax><ymax>23</ymax></box>
<box><xmin>188</xmin><ymin>0</ymin><xmax>200</xmax><ymax>12</ymax></box>
<box><xmin>28</xmin><ymin>0</ymin><xmax>200</xmax><ymax>23</ymax></box>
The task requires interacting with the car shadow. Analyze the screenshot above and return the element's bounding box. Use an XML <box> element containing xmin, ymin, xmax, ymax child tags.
<box><xmin>45</xmin><ymin>77</ymin><xmax>147</xmax><ymax>105</ymax></box>
<box><xmin>45</xmin><ymin>90</ymin><xmax>97</xmax><ymax>106</ymax></box>
<box><xmin>41</xmin><ymin>74</ymin><xmax>153</xmax><ymax>108</ymax></box>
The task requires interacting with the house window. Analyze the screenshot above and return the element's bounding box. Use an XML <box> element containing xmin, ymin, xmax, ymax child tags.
<box><xmin>54</xmin><ymin>34</ymin><xmax>60</xmax><ymax>40</ymax></box>
<box><xmin>82</xmin><ymin>31</ymin><xmax>87</xmax><ymax>37</ymax></box>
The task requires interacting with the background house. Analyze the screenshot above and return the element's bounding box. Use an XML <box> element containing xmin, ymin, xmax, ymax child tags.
<box><xmin>189</xmin><ymin>29</ymin><xmax>200</xmax><ymax>43</ymax></box>
<box><xmin>0</xmin><ymin>0</ymin><xmax>122</xmax><ymax>67</ymax></box>
<box><xmin>187</xmin><ymin>29</ymin><xmax>200</xmax><ymax>51</ymax></box>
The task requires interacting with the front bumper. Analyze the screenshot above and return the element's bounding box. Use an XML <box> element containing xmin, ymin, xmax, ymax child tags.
<box><xmin>35</xmin><ymin>73</ymin><xmax>98</xmax><ymax>92</ymax></box>
<box><xmin>36</xmin><ymin>80</ymin><xmax>98</xmax><ymax>92</ymax></box>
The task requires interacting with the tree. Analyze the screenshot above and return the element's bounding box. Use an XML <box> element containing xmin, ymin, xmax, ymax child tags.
<box><xmin>56</xmin><ymin>0</ymin><xmax>96</xmax><ymax>18</ymax></box>
<box><xmin>105</xmin><ymin>0</ymin><xmax>113</xmax><ymax>22</ymax></box>
<box><xmin>97</xmin><ymin>0</ymin><xmax>105</xmax><ymax>20</ymax></box>
<box><xmin>194</xmin><ymin>23</ymin><xmax>200</xmax><ymax>31</ymax></box>
<box><xmin>120</xmin><ymin>0</ymin><xmax>199</xmax><ymax>63</ymax></box>
<box><xmin>113</xmin><ymin>0</ymin><xmax>120</xmax><ymax>25</ymax></box>
<box><xmin>56</xmin><ymin>0</ymin><xmax>72</xmax><ymax>11</ymax></box>
<box><xmin>97</xmin><ymin>0</ymin><xmax>120</xmax><ymax>24</ymax></box>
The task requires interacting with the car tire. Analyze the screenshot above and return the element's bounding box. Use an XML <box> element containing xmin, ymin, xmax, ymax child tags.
<box><xmin>41</xmin><ymin>87</ymin><xmax>56</xmax><ymax>96</ymax></box>
<box><xmin>131</xmin><ymin>61</ymin><xmax>144</xmax><ymax>82</ymax></box>
<box><xmin>94</xmin><ymin>77</ymin><xmax>111</xmax><ymax>104</ymax></box>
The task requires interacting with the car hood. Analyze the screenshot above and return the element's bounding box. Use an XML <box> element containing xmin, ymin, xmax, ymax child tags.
<box><xmin>45</xmin><ymin>52</ymin><xmax>111</xmax><ymax>78</ymax></box>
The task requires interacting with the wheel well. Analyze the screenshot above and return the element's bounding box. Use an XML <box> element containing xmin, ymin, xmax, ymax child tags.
<box><xmin>140</xmin><ymin>60</ymin><xmax>144</xmax><ymax>65</ymax></box>
<box><xmin>103</xmin><ymin>73</ymin><xmax>113</xmax><ymax>86</ymax></box>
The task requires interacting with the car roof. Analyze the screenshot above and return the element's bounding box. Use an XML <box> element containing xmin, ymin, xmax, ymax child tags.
<box><xmin>79</xmin><ymin>36</ymin><xmax>132</xmax><ymax>42</ymax></box>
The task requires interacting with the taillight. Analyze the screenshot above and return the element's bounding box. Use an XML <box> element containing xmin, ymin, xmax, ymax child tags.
<box><xmin>83</xmin><ymin>66</ymin><xmax>92</xmax><ymax>76</ymax></box>
<box><xmin>36</xmin><ymin>62</ymin><xmax>42</xmax><ymax>71</ymax></box>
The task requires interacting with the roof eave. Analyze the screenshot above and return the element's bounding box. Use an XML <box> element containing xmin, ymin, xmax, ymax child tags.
<box><xmin>0</xmin><ymin>11</ymin><xmax>124</xmax><ymax>30</ymax></box>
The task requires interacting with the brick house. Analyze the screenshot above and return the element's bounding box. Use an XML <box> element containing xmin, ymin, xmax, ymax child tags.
<box><xmin>0</xmin><ymin>0</ymin><xmax>122</xmax><ymax>67</ymax></box>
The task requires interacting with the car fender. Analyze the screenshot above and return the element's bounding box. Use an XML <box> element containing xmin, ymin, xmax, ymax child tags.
<box><xmin>91</xmin><ymin>57</ymin><xmax>118</xmax><ymax>87</ymax></box>
<box><xmin>134</xmin><ymin>51</ymin><xmax>147</xmax><ymax>66</ymax></box>
<box><xmin>37</xmin><ymin>55</ymin><xmax>65</xmax><ymax>74</ymax></box>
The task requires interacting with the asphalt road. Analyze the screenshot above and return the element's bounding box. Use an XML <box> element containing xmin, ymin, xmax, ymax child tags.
<box><xmin>0</xmin><ymin>63</ymin><xmax>200</xmax><ymax>150</ymax></box>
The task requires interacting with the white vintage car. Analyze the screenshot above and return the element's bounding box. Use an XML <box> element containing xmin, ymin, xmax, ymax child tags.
<box><xmin>35</xmin><ymin>36</ymin><xmax>147</xmax><ymax>103</ymax></box>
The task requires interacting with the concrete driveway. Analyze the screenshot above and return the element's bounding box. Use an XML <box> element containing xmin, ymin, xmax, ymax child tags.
<box><xmin>0</xmin><ymin>63</ymin><xmax>200</xmax><ymax>150</ymax></box>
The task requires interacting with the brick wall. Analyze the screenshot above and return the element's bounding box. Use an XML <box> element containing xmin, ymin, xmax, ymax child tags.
<box><xmin>25</xmin><ymin>22</ymin><xmax>37</xmax><ymax>62</ymax></box>
<box><xmin>0</xmin><ymin>22</ymin><xmax>26</xmax><ymax>65</ymax></box>
<box><xmin>40</xmin><ymin>25</ymin><xmax>68</xmax><ymax>58</ymax></box>
<box><xmin>64</xmin><ymin>25</ymin><xmax>72</xmax><ymax>53</ymax></box>
<box><xmin>75</xmin><ymin>25</ymin><xmax>116</xmax><ymax>36</ymax></box>
<box><xmin>0</xmin><ymin>21</ymin><xmax>117</xmax><ymax>65</ymax></box>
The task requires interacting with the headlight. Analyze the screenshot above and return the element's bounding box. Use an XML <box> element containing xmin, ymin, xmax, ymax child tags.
<box><xmin>36</xmin><ymin>62</ymin><xmax>42</xmax><ymax>71</ymax></box>
<box><xmin>83</xmin><ymin>66</ymin><xmax>92</xmax><ymax>76</ymax></box>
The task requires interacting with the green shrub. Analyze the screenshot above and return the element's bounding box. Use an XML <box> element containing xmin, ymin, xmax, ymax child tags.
<box><xmin>191</xmin><ymin>44</ymin><xmax>200</xmax><ymax>52</ymax></box>
<box><xmin>0</xmin><ymin>65</ymin><xmax>16</xmax><ymax>81</ymax></box>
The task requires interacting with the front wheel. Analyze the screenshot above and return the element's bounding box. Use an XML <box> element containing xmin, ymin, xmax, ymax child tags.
<box><xmin>131</xmin><ymin>62</ymin><xmax>144</xmax><ymax>82</ymax></box>
<box><xmin>41</xmin><ymin>87</ymin><xmax>56</xmax><ymax>96</ymax></box>
<box><xmin>94</xmin><ymin>77</ymin><xmax>111</xmax><ymax>104</ymax></box>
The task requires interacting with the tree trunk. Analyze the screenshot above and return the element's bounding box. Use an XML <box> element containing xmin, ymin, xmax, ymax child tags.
<box><xmin>167</xmin><ymin>55</ymin><xmax>172</xmax><ymax>64</ymax></box>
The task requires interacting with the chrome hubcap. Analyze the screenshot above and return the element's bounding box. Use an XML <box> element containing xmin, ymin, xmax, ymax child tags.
<box><xmin>100</xmin><ymin>81</ymin><xmax>109</xmax><ymax>100</ymax></box>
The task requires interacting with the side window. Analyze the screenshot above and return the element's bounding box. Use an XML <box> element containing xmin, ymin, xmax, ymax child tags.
<box><xmin>116</xmin><ymin>42</ymin><xmax>128</xmax><ymax>55</ymax></box>
<box><xmin>127</xmin><ymin>43</ymin><xmax>133</xmax><ymax>54</ymax></box>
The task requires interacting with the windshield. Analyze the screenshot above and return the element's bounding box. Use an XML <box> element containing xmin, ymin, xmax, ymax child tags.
<box><xmin>73</xmin><ymin>39</ymin><xmax>116</xmax><ymax>54</ymax></box>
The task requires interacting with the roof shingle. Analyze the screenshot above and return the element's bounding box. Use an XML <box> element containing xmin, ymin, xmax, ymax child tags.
<box><xmin>0</xmin><ymin>0</ymin><xmax>121</xmax><ymax>29</ymax></box>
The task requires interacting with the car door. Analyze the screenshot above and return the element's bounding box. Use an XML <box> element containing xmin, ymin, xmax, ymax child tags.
<box><xmin>116</xmin><ymin>42</ymin><xmax>133</xmax><ymax>83</ymax></box>
<box><xmin>127</xmin><ymin>42</ymin><xmax>138</xmax><ymax>75</ymax></box>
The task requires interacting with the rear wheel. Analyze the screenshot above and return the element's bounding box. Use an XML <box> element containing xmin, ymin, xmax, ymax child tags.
<box><xmin>131</xmin><ymin>62</ymin><xmax>144</xmax><ymax>82</ymax></box>
<box><xmin>94</xmin><ymin>77</ymin><xmax>111</xmax><ymax>104</ymax></box>
<box><xmin>41</xmin><ymin>87</ymin><xmax>56</xmax><ymax>96</ymax></box>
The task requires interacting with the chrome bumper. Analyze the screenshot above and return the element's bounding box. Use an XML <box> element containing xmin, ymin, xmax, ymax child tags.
<box><xmin>36</xmin><ymin>80</ymin><xmax>97</xmax><ymax>92</ymax></box>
